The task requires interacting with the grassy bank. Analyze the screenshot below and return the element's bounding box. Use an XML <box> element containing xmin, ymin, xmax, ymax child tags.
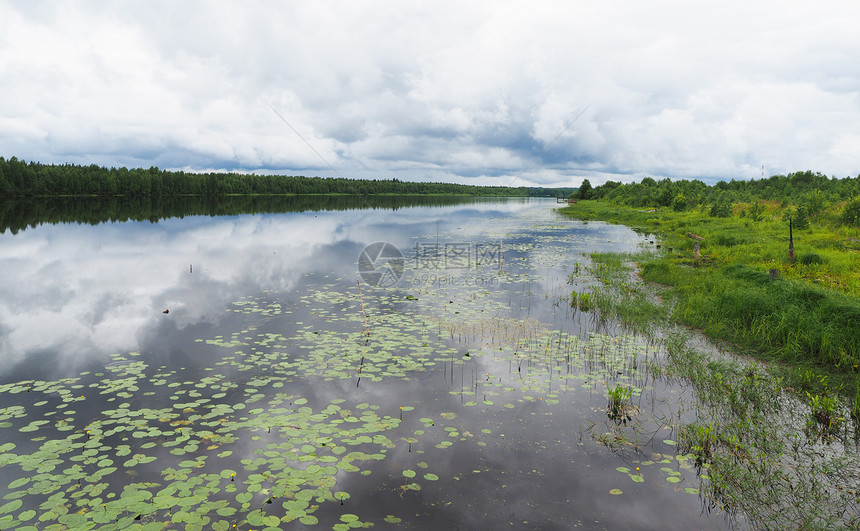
<box><xmin>561</xmin><ymin>200</ymin><xmax>860</xmax><ymax>396</ymax></box>
<box><xmin>574</xmin><ymin>248</ymin><xmax>860</xmax><ymax>527</ymax></box>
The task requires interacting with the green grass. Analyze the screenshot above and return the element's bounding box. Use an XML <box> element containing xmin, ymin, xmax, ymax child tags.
<box><xmin>563</xmin><ymin>200</ymin><xmax>860</xmax><ymax>294</ymax></box>
<box><xmin>573</xmin><ymin>252</ymin><xmax>667</xmax><ymax>338</ymax></box>
<box><xmin>561</xmin><ymin>201</ymin><xmax>860</xmax><ymax>526</ymax></box>
<box><xmin>561</xmin><ymin>200</ymin><xmax>860</xmax><ymax>394</ymax></box>
<box><xmin>663</xmin><ymin>332</ymin><xmax>860</xmax><ymax>528</ymax></box>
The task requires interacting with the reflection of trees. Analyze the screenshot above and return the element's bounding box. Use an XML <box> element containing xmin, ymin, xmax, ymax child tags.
<box><xmin>0</xmin><ymin>195</ymin><xmax>512</xmax><ymax>234</ymax></box>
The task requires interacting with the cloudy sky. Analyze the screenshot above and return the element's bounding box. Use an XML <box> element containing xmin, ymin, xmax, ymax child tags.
<box><xmin>2</xmin><ymin>1</ymin><xmax>859</xmax><ymax>187</ymax></box>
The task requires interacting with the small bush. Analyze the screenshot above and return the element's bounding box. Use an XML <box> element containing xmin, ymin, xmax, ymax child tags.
<box><xmin>715</xmin><ymin>235</ymin><xmax>741</xmax><ymax>247</ymax></box>
<box><xmin>841</xmin><ymin>198</ymin><xmax>860</xmax><ymax>227</ymax></box>
<box><xmin>795</xmin><ymin>287</ymin><xmax>827</xmax><ymax>308</ymax></box>
<box><xmin>798</xmin><ymin>253</ymin><xmax>824</xmax><ymax>265</ymax></box>
<box><xmin>748</xmin><ymin>201</ymin><xmax>766</xmax><ymax>222</ymax></box>
<box><xmin>794</xmin><ymin>205</ymin><xmax>810</xmax><ymax>230</ymax></box>
<box><xmin>710</xmin><ymin>199</ymin><xmax>732</xmax><ymax>218</ymax></box>
<box><xmin>802</xmin><ymin>190</ymin><xmax>827</xmax><ymax>217</ymax></box>
<box><xmin>723</xmin><ymin>264</ymin><xmax>774</xmax><ymax>285</ymax></box>
<box><xmin>671</xmin><ymin>193</ymin><xmax>688</xmax><ymax>212</ymax></box>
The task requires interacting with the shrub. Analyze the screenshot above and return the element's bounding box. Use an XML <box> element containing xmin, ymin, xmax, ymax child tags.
<box><xmin>577</xmin><ymin>179</ymin><xmax>593</xmax><ymax>200</ymax></box>
<box><xmin>715</xmin><ymin>235</ymin><xmax>740</xmax><ymax>246</ymax></box>
<box><xmin>797</xmin><ymin>205</ymin><xmax>810</xmax><ymax>229</ymax></box>
<box><xmin>802</xmin><ymin>190</ymin><xmax>827</xmax><ymax>217</ymax></box>
<box><xmin>748</xmin><ymin>201</ymin><xmax>766</xmax><ymax>222</ymax></box>
<box><xmin>671</xmin><ymin>193</ymin><xmax>688</xmax><ymax>212</ymax></box>
<box><xmin>841</xmin><ymin>198</ymin><xmax>860</xmax><ymax>227</ymax></box>
<box><xmin>798</xmin><ymin>253</ymin><xmax>824</xmax><ymax>265</ymax></box>
<box><xmin>710</xmin><ymin>199</ymin><xmax>732</xmax><ymax>218</ymax></box>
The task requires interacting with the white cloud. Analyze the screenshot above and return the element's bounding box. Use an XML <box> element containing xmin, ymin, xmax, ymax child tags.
<box><xmin>1</xmin><ymin>1</ymin><xmax>859</xmax><ymax>186</ymax></box>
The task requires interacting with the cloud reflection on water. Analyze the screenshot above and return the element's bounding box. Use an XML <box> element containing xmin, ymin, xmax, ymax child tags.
<box><xmin>0</xmin><ymin>199</ymin><xmax>541</xmax><ymax>378</ymax></box>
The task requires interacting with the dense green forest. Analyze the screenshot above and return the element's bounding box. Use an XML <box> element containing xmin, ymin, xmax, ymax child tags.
<box><xmin>575</xmin><ymin>171</ymin><xmax>860</xmax><ymax>216</ymax></box>
<box><xmin>0</xmin><ymin>157</ymin><xmax>532</xmax><ymax>197</ymax></box>
<box><xmin>527</xmin><ymin>186</ymin><xmax>578</xmax><ymax>198</ymax></box>
<box><xmin>0</xmin><ymin>195</ymin><xmax>513</xmax><ymax>234</ymax></box>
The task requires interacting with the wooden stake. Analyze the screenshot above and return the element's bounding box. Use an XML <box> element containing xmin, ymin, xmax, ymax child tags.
<box><xmin>789</xmin><ymin>218</ymin><xmax>795</xmax><ymax>261</ymax></box>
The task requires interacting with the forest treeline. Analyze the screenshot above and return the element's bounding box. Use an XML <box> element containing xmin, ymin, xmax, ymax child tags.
<box><xmin>0</xmin><ymin>157</ymin><xmax>533</xmax><ymax>197</ymax></box>
<box><xmin>0</xmin><ymin>195</ymin><xmax>511</xmax><ymax>234</ymax></box>
<box><xmin>574</xmin><ymin>171</ymin><xmax>860</xmax><ymax>226</ymax></box>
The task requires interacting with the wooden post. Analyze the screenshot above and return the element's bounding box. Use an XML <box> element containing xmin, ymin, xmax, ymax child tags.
<box><xmin>789</xmin><ymin>218</ymin><xmax>795</xmax><ymax>261</ymax></box>
<box><xmin>694</xmin><ymin>242</ymin><xmax>700</xmax><ymax>268</ymax></box>
<box><xmin>769</xmin><ymin>268</ymin><xmax>779</xmax><ymax>279</ymax></box>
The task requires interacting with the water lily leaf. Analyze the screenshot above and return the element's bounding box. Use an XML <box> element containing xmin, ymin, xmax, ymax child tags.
<box><xmin>246</xmin><ymin>512</ymin><xmax>265</xmax><ymax>526</ymax></box>
<box><xmin>0</xmin><ymin>500</ymin><xmax>22</xmax><ymax>514</ymax></box>
<box><xmin>8</xmin><ymin>477</ymin><xmax>29</xmax><ymax>489</ymax></box>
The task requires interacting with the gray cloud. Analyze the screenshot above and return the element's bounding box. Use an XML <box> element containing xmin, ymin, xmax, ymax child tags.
<box><xmin>1</xmin><ymin>1</ymin><xmax>859</xmax><ymax>187</ymax></box>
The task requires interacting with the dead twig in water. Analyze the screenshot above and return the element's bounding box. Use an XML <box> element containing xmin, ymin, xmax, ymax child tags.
<box><xmin>357</xmin><ymin>280</ymin><xmax>370</xmax><ymax>337</ymax></box>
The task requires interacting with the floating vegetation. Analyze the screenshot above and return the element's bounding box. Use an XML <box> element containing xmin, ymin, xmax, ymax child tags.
<box><xmin>0</xmin><ymin>277</ymin><xmax>689</xmax><ymax>528</ymax></box>
<box><xmin>0</xmin><ymin>202</ymin><xmax>748</xmax><ymax>528</ymax></box>
<box><xmin>0</xmin><ymin>358</ymin><xmax>405</xmax><ymax>529</ymax></box>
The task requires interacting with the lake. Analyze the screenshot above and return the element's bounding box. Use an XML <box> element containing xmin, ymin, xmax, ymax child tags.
<box><xmin>0</xmin><ymin>197</ymin><xmax>736</xmax><ymax>530</ymax></box>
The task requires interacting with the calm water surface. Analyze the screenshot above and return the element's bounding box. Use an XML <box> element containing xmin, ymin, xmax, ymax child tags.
<box><xmin>0</xmin><ymin>198</ymin><xmax>735</xmax><ymax>529</ymax></box>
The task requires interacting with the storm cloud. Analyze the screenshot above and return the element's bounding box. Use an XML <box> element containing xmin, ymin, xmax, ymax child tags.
<box><xmin>2</xmin><ymin>1</ymin><xmax>859</xmax><ymax>187</ymax></box>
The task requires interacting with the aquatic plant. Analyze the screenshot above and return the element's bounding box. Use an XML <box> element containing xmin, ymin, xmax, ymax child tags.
<box><xmin>570</xmin><ymin>290</ymin><xmax>595</xmax><ymax>312</ymax></box>
<box><xmin>606</xmin><ymin>384</ymin><xmax>634</xmax><ymax>423</ymax></box>
<box><xmin>797</xmin><ymin>368</ymin><xmax>828</xmax><ymax>393</ymax></box>
<box><xmin>851</xmin><ymin>385</ymin><xmax>860</xmax><ymax>426</ymax></box>
<box><xmin>578</xmin><ymin>252</ymin><xmax>666</xmax><ymax>337</ymax></box>
<box><xmin>806</xmin><ymin>391</ymin><xmax>843</xmax><ymax>438</ymax></box>
<box><xmin>680</xmin><ymin>421</ymin><xmax>718</xmax><ymax>466</ymax></box>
